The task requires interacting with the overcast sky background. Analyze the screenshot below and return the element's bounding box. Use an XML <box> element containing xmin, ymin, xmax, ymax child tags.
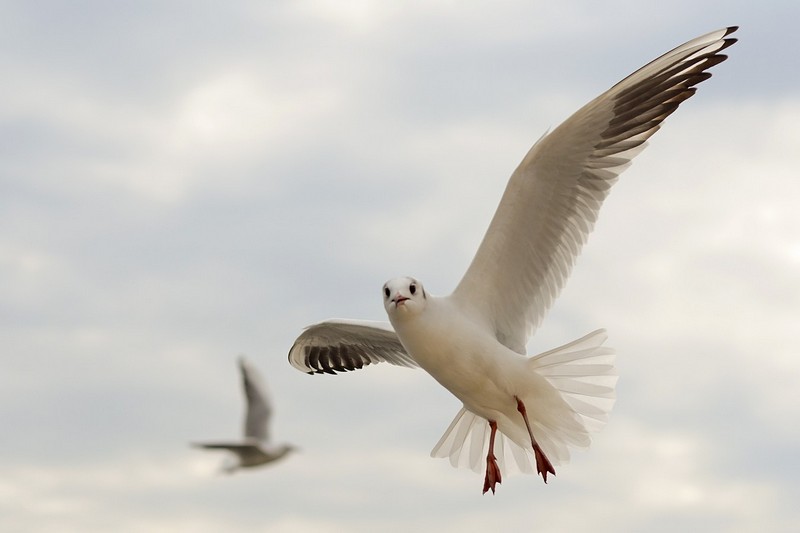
<box><xmin>2</xmin><ymin>1</ymin><xmax>799</xmax><ymax>532</ymax></box>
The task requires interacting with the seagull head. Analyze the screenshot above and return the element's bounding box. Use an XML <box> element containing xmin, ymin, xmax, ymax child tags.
<box><xmin>382</xmin><ymin>276</ymin><xmax>426</xmax><ymax>318</ymax></box>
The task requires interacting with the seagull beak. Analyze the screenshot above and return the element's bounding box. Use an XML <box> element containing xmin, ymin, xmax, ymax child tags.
<box><xmin>393</xmin><ymin>295</ymin><xmax>409</xmax><ymax>306</ymax></box>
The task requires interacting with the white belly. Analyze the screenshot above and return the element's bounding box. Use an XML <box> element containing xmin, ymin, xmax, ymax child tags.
<box><xmin>390</xmin><ymin>302</ymin><xmax>529</xmax><ymax>420</ymax></box>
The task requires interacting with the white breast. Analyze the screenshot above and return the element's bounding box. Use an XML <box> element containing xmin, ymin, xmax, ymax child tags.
<box><xmin>389</xmin><ymin>295</ymin><xmax>530</xmax><ymax>415</ymax></box>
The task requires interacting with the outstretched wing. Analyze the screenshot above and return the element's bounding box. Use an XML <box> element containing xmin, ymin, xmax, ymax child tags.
<box><xmin>452</xmin><ymin>27</ymin><xmax>737</xmax><ymax>354</ymax></box>
<box><xmin>288</xmin><ymin>319</ymin><xmax>417</xmax><ymax>375</ymax></box>
<box><xmin>239</xmin><ymin>357</ymin><xmax>272</xmax><ymax>441</ymax></box>
<box><xmin>192</xmin><ymin>441</ymin><xmax>260</xmax><ymax>452</ymax></box>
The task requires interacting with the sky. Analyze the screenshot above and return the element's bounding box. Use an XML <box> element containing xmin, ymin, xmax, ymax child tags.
<box><xmin>1</xmin><ymin>1</ymin><xmax>799</xmax><ymax>532</ymax></box>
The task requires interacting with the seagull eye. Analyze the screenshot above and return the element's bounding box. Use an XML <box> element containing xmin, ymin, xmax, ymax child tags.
<box><xmin>384</xmin><ymin>287</ymin><xmax>390</xmax><ymax>298</ymax></box>
<box><xmin>409</xmin><ymin>284</ymin><xmax>416</xmax><ymax>295</ymax></box>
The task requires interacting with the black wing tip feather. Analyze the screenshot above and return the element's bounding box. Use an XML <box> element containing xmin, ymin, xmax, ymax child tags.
<box><xmin>710</xmin><ymin>25</ymin><xmax>738</xmax><ymax>57</ymax></box>
<box><xmin>599</xmin><ymin>27</ymin><xmax>738</xmax><ymax>147</ymax></box>
<box><xmin>290</xmin><ymin>343</ymin><xmax>373</xmax><ymax>375</ymax></box>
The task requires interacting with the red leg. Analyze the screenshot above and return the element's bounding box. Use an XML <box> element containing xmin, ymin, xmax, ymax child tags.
<box><xmin>482</xmin><ymin>420</ymin><xmax>502</xmax><ymax>494</ymax></box>
<box><xmin>515</xmin><ymin>396</ymin><xmax>556</xmax><ymax>483</ymax></box>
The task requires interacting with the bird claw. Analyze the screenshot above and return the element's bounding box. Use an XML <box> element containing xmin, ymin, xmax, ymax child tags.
<box><xmin>482</xmin><ymin>453</ymin><xmax>502</xmax><ymax>494</ymax></box>
<box><xmin>533</xmin><ymin>443</ymin><xmax>556</xmax><ymax>483</ymax></box>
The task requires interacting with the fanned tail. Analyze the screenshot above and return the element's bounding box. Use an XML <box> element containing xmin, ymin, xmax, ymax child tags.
<box><xmin>431</xmin><ymin>407</ymin><xmax>535</xmax><ymax>475</ymax></box>
<box><xmin>530</xmin><ymin>329</ymin><xmax>617</xmax><ymax>435</ymax></box>
<box><xmin>430</xmin><ymin>329</ymin><xmax>616</xmax><ymax>476</ymax></box>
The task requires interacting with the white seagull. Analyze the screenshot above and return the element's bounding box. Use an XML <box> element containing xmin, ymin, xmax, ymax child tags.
<box><xmin>193</xmin><ymin>357</ymin><xmax>295</xmax><ymax>473</ymax></box>
<box><xmin>288</xmin><ymin>27</ymin><xmax>737</xmax><ymax>494</ymax></box>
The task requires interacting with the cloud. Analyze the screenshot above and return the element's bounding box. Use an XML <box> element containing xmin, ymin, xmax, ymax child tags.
<box><xmin>1</xmin><ymin>2</ymin><xmax>799</xmax><ymax>532</ymax></box>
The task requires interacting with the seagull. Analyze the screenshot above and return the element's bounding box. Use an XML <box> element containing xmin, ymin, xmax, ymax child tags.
<box><xmin>288</xmin><ymin>27</ymin><xmax>737</xmax><ymax>494</ymax></box>
<box><xmin>193</xmin><ymin>357</ymin><xmax>295</xmax><ymax>473</ymax></box>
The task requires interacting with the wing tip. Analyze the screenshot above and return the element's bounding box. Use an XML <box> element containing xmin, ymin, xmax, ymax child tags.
<box><xmin>714</xmin><ymin>26</ymin><xmax>738</xmax><ymax>54</ymax></box>
<box><xmin>289</xmin><ymin>343</ymin><xmax>374</xmax><ymax>375</ymax></box>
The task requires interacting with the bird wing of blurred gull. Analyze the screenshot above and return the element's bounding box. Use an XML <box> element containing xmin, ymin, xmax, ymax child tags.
<box><xmin>193</xmin><ymin>357</ymin><xmax>295</xmax><ymax>471</ymax></box>
<box><xmin>240</xmin><ymin>357</ymin><xmax>272</xmax><ymax>441</ymax></box>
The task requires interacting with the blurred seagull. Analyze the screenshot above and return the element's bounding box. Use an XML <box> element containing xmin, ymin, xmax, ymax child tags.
<box><xmin>193</xmin><ymin>357</ymin><xmax>295</xmax><ymax>473</ymax></box>
<box><xmin>288</xmin><ymin>27</ymin><xmax>737</xmax><ymax>493</ymax></box>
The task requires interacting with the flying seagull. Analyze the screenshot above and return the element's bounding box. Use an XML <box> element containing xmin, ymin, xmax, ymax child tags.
<box><xmin>193</xmin><ymin>357</ymin><xmax>295</xmax><ymax>473</ymax></box>
<box><xmin>288</xmin><ymin>27</ymin><xmax>737</xmax><ymax>494</ymax></box>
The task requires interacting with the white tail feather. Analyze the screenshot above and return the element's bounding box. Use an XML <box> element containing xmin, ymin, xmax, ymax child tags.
<box><xmin>531</xmin><ymin>329</ymin><xmax>617</xmax><ymax>436</ymax></box>
<box><xmin>430</xmin><ymin>329</ymin><xmax>616</xmax><ymax>476</ymax></box>
<box><xmin>431</xmin><ymin>407</ymin><xmax>535</xmax><ymax>475</ymax></box>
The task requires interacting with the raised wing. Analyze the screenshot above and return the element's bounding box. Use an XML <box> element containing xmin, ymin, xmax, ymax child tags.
<box><xmin>452</xmin><ymin>27</ymin><xmax>737</xmax><ymax>354</ymax></box>
<box><xmin>239</xmin><ymin>357</ymin><xmax>271</xmax><ymax>441</ymax></box>
<box><xmin>288</xmin><ymin>319</ymin><xmax>417</xmax><ymax>375</ymax></box>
